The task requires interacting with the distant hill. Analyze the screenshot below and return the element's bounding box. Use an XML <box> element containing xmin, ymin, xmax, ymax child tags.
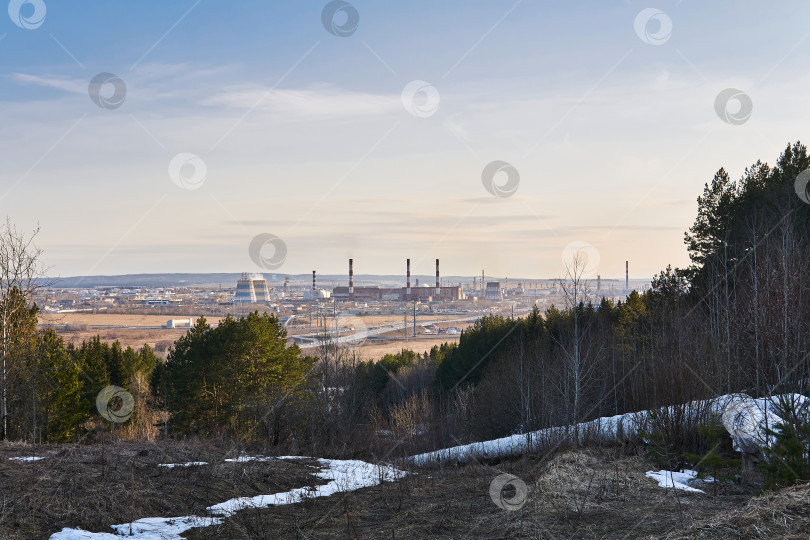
<box><xmin>42</xmin><ymin>273</ymin><xmax>577</xmax><ymax>289</ymax></box>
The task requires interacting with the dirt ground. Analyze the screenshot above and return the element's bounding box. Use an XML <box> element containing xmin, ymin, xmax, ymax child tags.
<box><xmin>3</xmin><ymin>440</ymin><xmax>803</xmax><ymax>540</ymax></box>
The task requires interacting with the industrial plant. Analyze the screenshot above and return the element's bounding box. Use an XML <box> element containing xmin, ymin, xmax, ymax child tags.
<box><xmin>331</xmin><ymin>259</ymin><xmax>463</xmax><ymax>302</ymax></box>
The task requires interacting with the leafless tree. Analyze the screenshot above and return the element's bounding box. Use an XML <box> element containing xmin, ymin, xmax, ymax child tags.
<box><xmin>556</xmin><ymin>252</ymin><xmax>595</xmax><ymax>427</ymax></box>
<box><xmin>0</xmin><ymin>218</ymin><xmax>47</xmax><ymax>440</ymax></box>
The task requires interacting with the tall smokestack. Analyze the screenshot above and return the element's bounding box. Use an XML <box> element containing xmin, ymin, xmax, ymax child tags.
<box><xmin>481</xmin><ymin>269</ymin><xmax>485</xmax><ymax>292</ymax></box>
<box><xmin>312</xmin><ymin>270</ymin><xmax>316</xmax><ymax>292</ymax></box>
<box><xmin>625</xmin><ymin>261</ymin><xmax>629</xmax><ymax>290</ymax></box>
<box><xmin>406</xmin><ymin>258</ymin><xmax>411</xmax><ymax>296</ymax></box>
<box><xmin>435</xmin><ymin>259</ymin><xmax>440</xmax><ymax>298</ymax></box>
<box><xmin>349</xmin><ymin>259</ymin><xmax>354</xmax><ymax>301</ymax></box>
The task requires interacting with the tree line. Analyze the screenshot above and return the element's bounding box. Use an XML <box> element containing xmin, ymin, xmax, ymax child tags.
<box><xmin>0</xmin><ymin>143</ymin><xmax>808</xmax><ymax>469</ymax></box>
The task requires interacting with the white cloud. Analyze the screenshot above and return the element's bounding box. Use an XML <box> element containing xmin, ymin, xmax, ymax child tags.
<box><xmin>11</xmin><ymin>73</ymin><xmax>86</xmax><ymax>94</ymax></box>
<box><xmin>200</xmin><ymin>85</ymin><xmax>400</xmax><ymax>118</ymax></box>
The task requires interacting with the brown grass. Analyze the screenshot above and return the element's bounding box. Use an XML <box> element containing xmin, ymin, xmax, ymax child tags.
<box><xmin>0</xmin><ymin>439</ymin><xmax>318</xmax><ymax>539</ymax></box>
<box><xmin>664</xmin><ymin>482</ymin><xmax>810</xmax><ymax>539</ymax></box>
<box><xmin>188</xmin><ymin>446</ymin><xmax>763</xmax><ymax>539</ymax></box>
<box><xmin>2</xmin><ymin>439</ymin><xmax>804</xmax><ymax>539</ymax></box>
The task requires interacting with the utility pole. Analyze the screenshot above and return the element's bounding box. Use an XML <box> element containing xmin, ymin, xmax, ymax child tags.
<box><xmin>413</xmin><ymin>299</ymin><xmax>417</xmax><ymax>337</ymax></box>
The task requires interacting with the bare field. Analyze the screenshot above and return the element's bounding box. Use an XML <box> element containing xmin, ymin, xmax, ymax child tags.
<box><xmin>39</xmin><ymin>312</ymin><xmax>466</xmax><ymax>361</ymax></box>
<box><xmin>38</xmin><ymin>313</ymin><xmax>224</xmax><ymax>327</ymax></box>
<box><xmin>356</xmin><ymin>336</ymin><xmax>460</xmax><ymax>360</ymax></box>
<box><xmin>37</xmin><ymin>313</ymin><xmax>225</xmax><ymax>354</ymax></box>
<box><xmin>54</xmin><ymin>328</ymin><xmax>189</xmax><ymax>353</ymax></box>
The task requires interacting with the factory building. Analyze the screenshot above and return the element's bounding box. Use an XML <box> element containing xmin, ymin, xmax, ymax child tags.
<box><xmin>303</xmin><ymin>270</ymin><xmax>331</xmax><ymax>300</ymax></box>
<box><xmin>234</xmin><ymin>273</ymin><xmax>271</xmax><ymax>303</ymax></box>
<box><xmin>331</xmin><ymin>285</ymin><xmax>463</xmax><ymax>302</ymax></box>
<box><xmin>331</xmin><ymin>258</ymin><xmax>464</xmax><ymax>302</ymax></box>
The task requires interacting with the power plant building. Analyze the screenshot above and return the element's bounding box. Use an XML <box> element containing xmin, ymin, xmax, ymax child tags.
<box><xmin>331</xmin><ymin>258</ymin><xmax>463</xmax><ymax>302</ymax></box>
<box><xmin>234</xmin><ymin>273</ymin><xmax>271</xmax><ymax>303</ymax></box>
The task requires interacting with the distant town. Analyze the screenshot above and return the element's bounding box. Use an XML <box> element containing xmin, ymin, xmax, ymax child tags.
<box><xmin>34</xmin><ymin>259</ymin><xmax>649</xmax><ymax>359</ymax></box>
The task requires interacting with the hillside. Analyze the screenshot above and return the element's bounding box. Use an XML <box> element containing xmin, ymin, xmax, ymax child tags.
<box><xmin>3</xmin><ymin>440</ymin><xmax>807</xmax><ymax>539</ymax></box>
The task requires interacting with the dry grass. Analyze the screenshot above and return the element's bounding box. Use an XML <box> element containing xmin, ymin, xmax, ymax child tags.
<box><xmin>664</xmin><ymin>482</ymin><xmax>810</xmax><ymax>539</ymax></box>
<box><xmin>187</xmin><ymin>445</ymin><xmax>763</xmax><ymax>539</ymax></box>
<box><xmin>0</xmin><ymin>439</ymin><xmax>317</xmax><ymax>539</ymax></box>
<box><xmin>355</xmin><ymin>336</ymin><xmax>460</xmax><ymax>361</ymax></box>
<box><xmin>38</xmin><ymin>313</ymin><xmax>226</xmax><ymax>328</ymax></box>
<box><xmin>1</xmin><ymin>439</ymin><xmax>805</xmax><ymax>539</ymax></box>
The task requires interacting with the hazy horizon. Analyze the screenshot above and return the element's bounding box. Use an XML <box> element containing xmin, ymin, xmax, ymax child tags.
<box><xmin>3</xmin><ymin>1</ymin><xmax>809</xmax><ymax>279</ymax></box>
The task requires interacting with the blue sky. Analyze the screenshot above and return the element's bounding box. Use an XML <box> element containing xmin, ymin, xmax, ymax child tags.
<box><xmin>2</xmin><ymin>1</ymin><xmax>810</xmax><ymax>280</ymax></box>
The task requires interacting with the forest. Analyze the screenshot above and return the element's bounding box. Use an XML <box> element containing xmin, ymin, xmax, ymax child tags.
<box><xmin>1</xmin><ymin>142</ymin><xmax>809</xmax><ymax>481</ymax></box>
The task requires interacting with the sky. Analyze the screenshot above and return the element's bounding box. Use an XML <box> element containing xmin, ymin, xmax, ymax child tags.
<box><xmin>1</xmin><ymin>0</ymin><xmax>809</xmax><ymax>280</ymax></box>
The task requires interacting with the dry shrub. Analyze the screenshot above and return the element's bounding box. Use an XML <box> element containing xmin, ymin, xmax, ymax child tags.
<box><xmin>390</xmin><ymin>391</ymin><xmax>431</xmax><ymax>444</ymax></box>
<box><xmin>153</xmin><ymin>340</ymin><xmax>173</xmax><ymax>353</ymax></box>
<box><xmin>119</xmin><ymin>372</ymin><xmax>163</xmax><ymax>441</ymax></box>
<box><xmin>64</xmin><ymin>323</ymin><xmax>89</xmax><ymax>332</ymax></box>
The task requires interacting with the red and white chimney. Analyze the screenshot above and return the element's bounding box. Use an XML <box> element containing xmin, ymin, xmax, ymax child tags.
<box><xmin>435</xmin><ymin>258</ymin><xmax>440</xmax><ymax>298</ymax></box>
<box><xmin>406</xmin><ymin>258</ymin><xmax>411</xmax><ymax>296</ymax></box>
<box><xmin>349</xmin><ymin>258</ymin><xmax>354</xmax><ymax>301</ymax></box>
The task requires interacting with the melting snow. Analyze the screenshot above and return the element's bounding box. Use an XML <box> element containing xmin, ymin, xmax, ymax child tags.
<box><xmin>209</xmin><ymin>458</ymin><xmax>406</xmax><ymax>516</ymax></box>
<box><xmin>409</xmin><ymin>393</ymin><xmax>810</xmax><ymax>466</ymax></box>
<box><xmin>8</xmin><ymin>456</ymin><xmax>44</xmax><ymax>462</ymax></box>
<box><xmin>49</xmin><ymin>458</ymin><xmax>406</xmax><ymax>540</ymax></box>
<box><xmin>645</xmin><ymin>469</ymin><xmax>705</xmax><ymax>493</ymax></box>
<box><xmin>158</xmin><ymin>462</ymin><xmax>208</xmax><ymax>468</ymax></box>
<box><xmin>223</xmin><ymin>455</ymin><xmax>273</xmax><ymax>463</ymax></box>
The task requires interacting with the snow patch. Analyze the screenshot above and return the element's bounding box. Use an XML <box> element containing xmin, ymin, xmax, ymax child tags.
<box><xmin>51</xmin><ymin>515</ymin><xmax>221</xmax><ymax>540</ymax></box>
<box><xmin>209</xmin><ymin>458</ymin><xmax>406</xmax><ymax>516</ymax></box>
<box><xmin>49</xmin><ymin>458</ymin><xmax>406</xmax><ymax>540</ymax></box>
<box><xmin>645</xmin><ymin>469</ymin><xmax>705</xmax><ymax>493</ymax></box>
<box><xmin>408</xmin><ymin>393</ymin><xmax>810</xmax><ymax>466</ymax></box>
<box><xmin>8</xmin><ymin>456</ymin><xmax>44</xmax><ymax>462</ymax></box>
<box><xmin>223</xmin><ymin>455</ymin><xmax>273</xmax><ymax>463</ymax></box>
<box><xmin>158</xmin><ymin>462</ymin><xmax>208</xmax><ymax>468</ymax></box>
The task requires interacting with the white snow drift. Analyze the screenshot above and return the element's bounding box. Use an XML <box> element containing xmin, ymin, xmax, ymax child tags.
<box><xmin>408</xmin><ymin>393</ymin><xmax>809</xmax><ymax>466</ymax></box>
<box><xmin>645</xmin><ymin>469</ymin><xmax>706</xmax><ymax>493</ymax></box>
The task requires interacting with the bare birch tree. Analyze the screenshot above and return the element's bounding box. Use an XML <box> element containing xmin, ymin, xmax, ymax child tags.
<box><xmin>0</xmin><ymin>218</ymin><xmax>46</xmax><ymax>440</ymax></box>
<box><xmin>557</xmin><ymin>252</ymin><xmax>595</xmax><ymax>428</ymax></box>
